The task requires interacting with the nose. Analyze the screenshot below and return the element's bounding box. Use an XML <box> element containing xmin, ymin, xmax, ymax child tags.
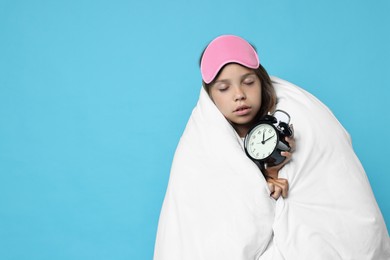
<box><xmin>234</xmin><ymin>86</ymin><xmax>246</xmax><ymax>101</ymax></box>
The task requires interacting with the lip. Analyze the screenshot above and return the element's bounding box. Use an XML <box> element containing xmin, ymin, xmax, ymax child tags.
<box><xmin>233</xmin><ymin>105</ymin><xmax>251</xmax><ymax>116</ymax></box>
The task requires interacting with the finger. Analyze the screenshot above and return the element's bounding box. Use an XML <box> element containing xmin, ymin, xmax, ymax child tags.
<box><xmin>281</xmin><ymin>151</ymin><xmax>292</xmax><ymax>160</ymax></box>
<box><xmin>274</xmin><ymin>177</ymin><xmax>288</xmax><ymax>186</ymax></box>
<box><xmin>285</xmin><ymin>136</ymin><xmax>296</xmax><ymax>152</ymax></box>
<box><xmin>267</xmin><ymin>182</ymin><xmax>275</xmax><ymax>194</ymax></box>
<box><xmin>271</xmin><ymin>185</ymin><xmax>282</xmax><ymax>200</ymax></box>
<box><xmin>267</xmin><ymin>180</ymin><xmax>281</xmax><ymax>199</ymax></box>
<box><xmin>271</xmin><ymin>152</ymin><xmax>292</xmax><ymax>169</ymax></box>
<box><xmin>289</xmin><ymin>124</ymin><xmax>294</xmax><ymax>137</ymax></box>
<box><xmin>274</xmin><ymin>178</ymin><xmax>289</xmax><ymax>198</ymax></box>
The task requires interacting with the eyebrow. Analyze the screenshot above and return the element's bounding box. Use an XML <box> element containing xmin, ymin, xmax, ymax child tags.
<box><xmin>241</xmin><ymin>72</ymin><xmax>257</xmax><ymax>79</ymax></box>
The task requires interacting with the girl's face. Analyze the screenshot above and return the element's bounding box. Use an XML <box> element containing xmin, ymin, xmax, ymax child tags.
<box><xmin>209</xmin><ymin>63</ymin><xmax>262</xmax><ymax>137</ymax></box>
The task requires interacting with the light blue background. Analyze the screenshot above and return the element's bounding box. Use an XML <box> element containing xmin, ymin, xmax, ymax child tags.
<box><xmin>1</xmin><ymin>0</ymin><xmax>389</xmax><ymax>259</ymax></box>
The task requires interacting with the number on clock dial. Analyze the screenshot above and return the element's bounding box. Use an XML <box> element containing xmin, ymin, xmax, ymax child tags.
<box><xmin>247</xmin><ymin>124</ymin><xmax>277</xmax><ymax>160</ymax></box>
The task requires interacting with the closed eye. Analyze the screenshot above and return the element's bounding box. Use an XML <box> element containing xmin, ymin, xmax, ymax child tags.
<box><xmin>244</xmin><ymin>80</ymin><xmax>255</xmax><ymax>85</ymax></box>
<box><xmin>218</xmin><ymin>87</ymin><xmax>228</xmax><ymax>92</ymax></box>
<box><xmin>215</xmin><ymin>84</ymin><xmax>229</xmax><ymax>92</ymax></box>
<box><xmin>242</xmin><ymin>74</ymin><xmax>257</xmax><ymax>85</ymax></box>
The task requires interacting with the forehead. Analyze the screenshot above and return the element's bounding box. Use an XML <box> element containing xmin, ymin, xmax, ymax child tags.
<box><xmin>216</xmin><ymin>63</ymin><xmax>256</xmax><ymax>81</ymax></box>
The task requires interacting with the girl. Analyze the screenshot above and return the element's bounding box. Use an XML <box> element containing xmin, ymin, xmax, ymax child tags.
<box><xmin>199</xmin><ymin>35</ymin><xmax>295</xmax><ymax>200</ymax></box>
<box><xmin>154</xmin><ymin>35</ymin><xmax>390</xmax><ymax>259</ymax></box>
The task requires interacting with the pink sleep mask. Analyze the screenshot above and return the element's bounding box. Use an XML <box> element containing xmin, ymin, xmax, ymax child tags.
<box><xmin>200</xmin><ymin>35</ymin><xmax>260</xmax><ymax>84</ymax></box>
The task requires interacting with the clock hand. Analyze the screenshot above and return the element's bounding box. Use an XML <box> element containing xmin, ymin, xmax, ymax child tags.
<box><xmin>263</xmin><ymin>134</ymin><xmax>275</xmax><ymax>143</ymax></box>
<box><xmin>262</xmin><ymin>130</ymin><xmax>265</xmax><ymax>142</ymax></box>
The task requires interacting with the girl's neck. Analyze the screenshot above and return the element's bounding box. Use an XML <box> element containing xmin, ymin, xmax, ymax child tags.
<box><xmin>233</xmin><ymin>123</ymin><xmax>253</xmax><ymax>138</ymax></box>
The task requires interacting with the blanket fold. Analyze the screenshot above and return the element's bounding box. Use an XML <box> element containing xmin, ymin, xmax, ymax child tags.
<box><xmin>154</xmin><ymin>77</ymin><xmax>390</xmax><ymax>260</ymax></box>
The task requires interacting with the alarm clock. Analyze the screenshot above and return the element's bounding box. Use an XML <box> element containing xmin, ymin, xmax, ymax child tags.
<box><xmin>244</xmin><ymin>110</ymin><xmax>293</xmax><ymax>167</ymax></box>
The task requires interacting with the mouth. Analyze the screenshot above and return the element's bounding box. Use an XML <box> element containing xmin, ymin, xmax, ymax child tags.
<box><xmin>234</xmin><ymin>105</ymin><xmax>251</xmax><ymax>115</ymax></box>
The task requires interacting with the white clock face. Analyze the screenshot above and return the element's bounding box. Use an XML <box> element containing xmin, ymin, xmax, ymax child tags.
<box><xmin>246</xmin><ymin>124</ymin><xmax>278</xmax><ymax>160</ymax></box>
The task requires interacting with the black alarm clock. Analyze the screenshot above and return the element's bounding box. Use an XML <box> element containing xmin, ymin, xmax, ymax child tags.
<box><xmin>244</xmin><ymin>110</ymin><xmax>293</xmax><ymax>167</ymax></box>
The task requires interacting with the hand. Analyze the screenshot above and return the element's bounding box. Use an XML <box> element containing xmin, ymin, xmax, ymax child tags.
<box><xmin>266</xmin><ymin>177</ymin><xmax>289</xmax><ymax>199</ymax></box>
<box><xmin>264</xmin><ymin>126</ymin><xmax>295</xmax><ymax>199</ymax></box>
<box><xmin>265</xmin><ymin>134</ymin><xmax>296</xmax><ymax>177</ymax></box>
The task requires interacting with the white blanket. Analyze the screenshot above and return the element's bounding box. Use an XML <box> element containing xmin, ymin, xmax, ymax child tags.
<box><xmin>154</xmin><ymin>77</ymin><xmax>390</xmax><ymax>260</ymax></box>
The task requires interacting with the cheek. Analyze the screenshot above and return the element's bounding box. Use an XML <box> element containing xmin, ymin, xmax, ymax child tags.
<box><xmin>213</xmin><ymin>97</ymin><xmax>226</xmax><ymax>111</ymax></box>
<box><xmin>210</xmin><ymin>93</ymin><xmax>230</xmax><ymax>114</ymax></box>
<box><xmin>210</xmin><ymin>91</ymin><xmax>222</xmax><ymax>105</ymax></box>
<box><xmin>250</xmin><ymin>87</ymin><xmax>262</xmax><ymax>104</ymax></box>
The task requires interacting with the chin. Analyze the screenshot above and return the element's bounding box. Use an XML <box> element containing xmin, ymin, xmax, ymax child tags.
<box><xmin>232</xmin><ymin>119</ymin><xmax>255</xmax><ymax>129</ymax></box>
<box><xmin>236</xmin><ymin>116</ymin><xmax>256</xmax><ymax>125</ymax></box>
